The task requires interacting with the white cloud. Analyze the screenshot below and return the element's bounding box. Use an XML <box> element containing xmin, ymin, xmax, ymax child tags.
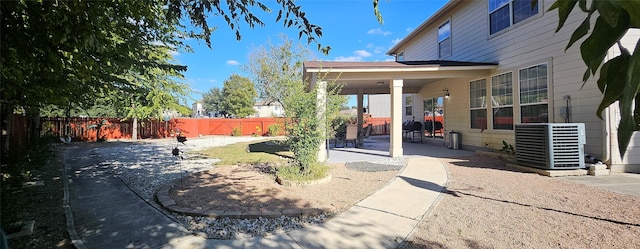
<box><xmin>406</xmin><ymin>27</ymin><xmax>414</xmax><ymax>33</ymax></box>
<box><xmin>226</xmin><ymin>60</ymin><xmax>239</xmax><ymax>66</ymax></box>
<box><xmin>334</xmin><ymin>56</ymin><xmax>362</xmax><ymax>62</ymax></box>
<box><xmin>392</xmin><ymin>38</ymin><xmax>402</xmax><ymax>45</ymax></box>
<box><xmin>367</xmin><ymin>28</ymin><xmax>392</xmax><ymax>36</ymax></box>
<box><xmin>366</xmin><ymin>43</ymin><xmax>384</xmax><ymax>54</ymax></box>
<box><xmin>168</xmin><ymin>50</ymin><xmax>180</xmax><ymax>56</ymax></box>
<box><xmin>333</xmin><ymin>49</ymin><xmax>375</xmax><ymax>62</ymax></box>
<box><xmin>354</xmin><ymin>50</ymin><xmax>372</xmax><ymax>57</ymax></box>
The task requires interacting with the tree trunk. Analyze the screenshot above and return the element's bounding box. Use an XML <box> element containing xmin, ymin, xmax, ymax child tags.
<box><xmin>131</xmin><ymin>99</ymin><xmax>138</xmax><ymax>140</ymax></box>
<box><xmin>1</xmin><ymin>103</ymin><xmax>11</xmax><ymax>163</ymax></box>
<box><xmin>132</xmin><ymin>117</ymin><xmax>138</xmax><ymax>140</ymax></box>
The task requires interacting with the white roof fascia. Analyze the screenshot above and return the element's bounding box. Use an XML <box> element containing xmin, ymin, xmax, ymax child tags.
<box><xmin>305</xmin><ymin>65</ymin><xmax>497</xmax><ymax>73</ymax></box>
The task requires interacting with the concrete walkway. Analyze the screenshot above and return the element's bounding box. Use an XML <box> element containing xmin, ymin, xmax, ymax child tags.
<box><xmin>63</xmin><ymin>145</ymin><xmax>194</xmax><ymax>249</ymax></box>
<box><xmin>560</xmin><ymin>173</ymin><xmax>640</xmax><ymax>198</ymax></box>
<box><xmin>64</xmin><ymin>143</ymin><xmax>450</xmax><ymax>249</ymax></box>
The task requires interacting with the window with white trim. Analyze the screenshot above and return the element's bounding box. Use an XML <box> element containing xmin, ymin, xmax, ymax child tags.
<box><xmin>519</xmin><ymin>63</ymin><xmax>548</xmax><ymax>123</ymax></box>
<box><xmin>397</xmin><ymin>51</ymin><xmax>405</xmax><ymax>62</ymax></box>
<box><xmin>491</xmin><ymin>72</ymin><xmax>513</xmax><ymax>130</ymax></box>
<box><xmin>470</xmin><ymin>79</ymin><xmax>487</xmax><ymax>130</ymax></box>
<box><xmin>438</xmin><ymin>20</ymin><xmax>451</xmax><ymax>58</ymax></box>
<box><xmin>489</xmin><ymin>0</ymin><xmax>539</xmax><ymax>35</ymax></box>
<box><xmin>405</xmin><ymin>96</ymin><xmax>412</xmax><ymax>116</ymax></box>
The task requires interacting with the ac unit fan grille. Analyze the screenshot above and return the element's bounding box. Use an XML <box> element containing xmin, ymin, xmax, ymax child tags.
<box><xmin>515</xmin><ymin>123</ymin><xmax>585</xmax><ymax>169</ymax></box>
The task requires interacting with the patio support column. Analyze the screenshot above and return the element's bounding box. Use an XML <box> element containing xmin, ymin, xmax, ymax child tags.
<box><xmin>357</xmin><ymin>88</ymin><xmax>364</xmax><ymax>146</ymax></box>
<box><xmin>316</xmin><ymin>80</ymin><xmax>328</xmax><ymax>162</ymax></box>
<box><xmin>390</xmin><ymin>79</ymin><xmax>404</xmax><ymax>157</ymax></box>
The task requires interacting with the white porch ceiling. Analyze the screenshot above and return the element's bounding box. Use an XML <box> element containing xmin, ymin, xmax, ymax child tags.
<box><xmin>303</xmin><ymin>61</ymin><xmax>498</xmax><ymax>95</ymax></box>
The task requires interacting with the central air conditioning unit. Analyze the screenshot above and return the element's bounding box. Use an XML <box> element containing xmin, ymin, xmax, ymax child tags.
<box><xmin>515</xmin><ymin>123</ymin><xmax>586</xmax><ymax>170</ymax></box>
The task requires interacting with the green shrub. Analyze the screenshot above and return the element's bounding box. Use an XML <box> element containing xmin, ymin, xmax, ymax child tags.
<box><xmin>267</xmin><ymin>124</ymin><xmax>281</xmax><ymax>136</ymax></box>
<box><xmin>500</xmin><ymin>140</ymin><xmax>516</xmax><ymax>154</ymax></box>
<box><xmin>276</xmin><ymin>162</ymin><xmax>329</xmax><ymax>182</ymax></box>
<box><xmin>232</xmin><ymin>126</ymin><xmax>242</xmax><ymax>136</ymax></box>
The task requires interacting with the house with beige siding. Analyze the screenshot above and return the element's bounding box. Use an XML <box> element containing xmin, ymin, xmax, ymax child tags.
<box><xmin>304</xmin><ymin>0</ymin><xmax>639</xmax><ymax>172</ymax></box>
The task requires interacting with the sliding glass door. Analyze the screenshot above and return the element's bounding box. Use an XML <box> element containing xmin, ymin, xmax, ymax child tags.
<box><xmin>423</xmin><ymin>97</ymin><xmax>444</xmax><ymax>138</ymax></box>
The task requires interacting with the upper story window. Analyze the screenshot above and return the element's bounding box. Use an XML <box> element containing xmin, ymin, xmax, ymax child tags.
<box><xmin>438</xmin><ymin>20</ymin><xmax>451</xmax><ymax>58</ymax></box>
<box><xmin>396</xmin><ymin>51</ymin><xmax>405</xmax><ymax>62</ymax></box>
<box><xmin>489</xmin><ymin>0</ymin><xmax>539</xmax><ymax>35</ymax></box>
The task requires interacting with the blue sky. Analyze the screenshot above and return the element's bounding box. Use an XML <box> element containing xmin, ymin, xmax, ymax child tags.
<box><xmin>174</xmin><ymin>0</ymin><xmax>449</xmax><ymax>107</ymax></box>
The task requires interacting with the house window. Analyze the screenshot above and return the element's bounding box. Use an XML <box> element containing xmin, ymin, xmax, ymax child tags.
<box><xmin>491</xmin><ymin>72</ymin><xmax>513</xmax><ymax>130</ymax></box>
<box><xmin>405</xmin><ymin>96</ymin><xmax>412</xmax><ymax>116</ymax></box>
<box><xmin>397</xmin><ymin>51</ymin><xmax>405</xmax><ymax>62</ymax></box>
<box><xmin>470</xmin><ymin>79</ymin><xmax>487</xmax><ymax>130</ymax></box>
<box><xmin>520</xmin><ymin>63</ymin><xmax>548</xmax><ymax>123</ymax></box>
<box><xmin>438</xmin><ymin>20</ymin><xmax>451</xmax><ymax>58</ymax></box>
<box><xmin>489</xmin><ymin>0</ymin><xmax>539</xmax><ymax>35</ymax></box>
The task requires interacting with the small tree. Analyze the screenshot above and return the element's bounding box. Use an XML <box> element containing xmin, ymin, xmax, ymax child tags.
<box><xmin>222</xmin><ymin>74</ymin><xmax>257</xmax><ymax>118</ymax></box>
<box><xmin>245</xmin><ymin>35</ymin><xmax>346</xmax><ymax>174</ymax></box>
<box><xmin>283</xmin><ymin>79</ymin><xmax>345</xmax><ymax>174</ymax></box>
<box><xmin>202</xmin><ymin>87</ymin><xmax>225</xmax><ymax>116</ymax></box>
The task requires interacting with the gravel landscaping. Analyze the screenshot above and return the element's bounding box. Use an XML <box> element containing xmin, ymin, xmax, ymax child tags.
<box><xmin>93</xmin><ymin>136</ymin><xmax>401</xmax><ymax>239</ymax></box>
<box><xmin>90</xmin><ymin>136</ymin><xmax>640</xmax><ymax>246</ymax></box>
<box><xmin>400</xmin><ymin>156</ymin><xmax>640</xmax><ymax>249</ymax></box>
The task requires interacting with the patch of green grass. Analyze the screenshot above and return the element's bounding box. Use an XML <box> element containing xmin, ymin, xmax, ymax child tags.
<box><xmin>196</xmin><ymin>139</ymin><xmax>329</xmax><ymax>182</ymax></box>
<box><xmin>195</xmin><ymin>139</ymin><xmax>292</xmax><ymax>165</ymax></box>
<box><xmin>276</xmin><ymin>163</ymin><xmax>330</xmax><ymax>182</ymax></box>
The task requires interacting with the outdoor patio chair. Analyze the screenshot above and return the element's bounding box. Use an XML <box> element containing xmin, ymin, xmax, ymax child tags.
<box><xmin>361</xmin><ymin>124</ymin><xmax>372</xmax><ymax>138</ymax></box>
<box><xmin>433</xmin><ymin>121</ymin><xmax>444</xmax><ymax>137</ymax></box>
<box><xmin>424</xmin><ymin>120</ymin><xmax>433</xmax><ymax>136</ymax></box>
<box><xmin>402</xmin><ymin>121</ymin><xmax>413</xmax><ymax>138</ymax></box>
<box><xmin>410</xmin><ymin>121</ymin><xmax>423</xmax><ymax>143</ymax></box>
<box><xmin>333</xmin><ymin>131</ymin><xmax>345</xmax><ymax>148</ymax></box>
<box><xmin>345</xmin><ymin>124</ymin><xmax>358</xmax><ymax>147</ymax></box>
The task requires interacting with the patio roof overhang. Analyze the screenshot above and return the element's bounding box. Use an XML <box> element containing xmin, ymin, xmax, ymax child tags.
<box><xmin>303</xmin><ymin>60</ymin><xmax>498</xmax><ymax>94</ymax></box>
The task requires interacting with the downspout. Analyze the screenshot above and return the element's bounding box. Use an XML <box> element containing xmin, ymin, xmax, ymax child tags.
<box><xmin>602</xmin><ymin>105</ymin><xmax>611</xmax><ymax>165</ymax></box>
<box><xmin>601</xmin><ymin>47</ymin><xmax>617</xmax><ymax>165</ymax></box>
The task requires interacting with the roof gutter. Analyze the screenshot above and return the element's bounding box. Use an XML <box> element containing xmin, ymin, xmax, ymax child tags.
<box><xmin>305</xmin><ymin>65</ymin><xmax>498</xmax><ymax>73</ymax></box>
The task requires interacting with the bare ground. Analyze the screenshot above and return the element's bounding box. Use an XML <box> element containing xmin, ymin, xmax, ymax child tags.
<box><xmin>400</xmin><ymin>156</ymin><xmax>640</xmax><ymax>249</ymax></box>
<box><xmin>169</xmin><ymin>163</ymin><xmax>399</xmax><ymax>214</ymax></box>
<box><xmin>171</xmin><ymin>154</ymin><xmax>640</xmax><ymax>249</ymax></box>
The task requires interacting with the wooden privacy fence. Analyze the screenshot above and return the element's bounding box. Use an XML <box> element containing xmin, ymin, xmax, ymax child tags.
<box><xmin>364</xmin><ymin>117</ymin><xmax>444</xmax><ymax>135</ymax></box>
<box><xmin>39</xmin><ymin>117</ymin><xmax>394</xmax><ymax>141</ymax></box>
<box><xmin>39</xmin><ymin>117</ymin><xmax>290</xmax><ymax>140</ymax></box>
<box><xmin>40</xmin><ymin>117</ymin><xmax>165</xmax><ymax>141</ymax></box>
<box><xmin>365</xmin><ymin>117</ymin><xmax>391</xmax><ymax>135</ymax></box>
<box><xmin>169</xmin><ymin>118</ymin><xmax>286</xmax><ymax>138</ymax></box>
<box><xmin>3</xmin><ymin>115</ymin><xmax>393</xmax><ymax>162</ymax></box>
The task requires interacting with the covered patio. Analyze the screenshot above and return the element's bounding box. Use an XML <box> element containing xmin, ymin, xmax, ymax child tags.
<box><xmin>303</xmin><ymin>60</ymin><xmax>497</xmax><ymax>161</ymax></box>
<box><xmin>325</xmin><ymin>135</ymin><xmax>475</xmax><ymax>164</ymax></box>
